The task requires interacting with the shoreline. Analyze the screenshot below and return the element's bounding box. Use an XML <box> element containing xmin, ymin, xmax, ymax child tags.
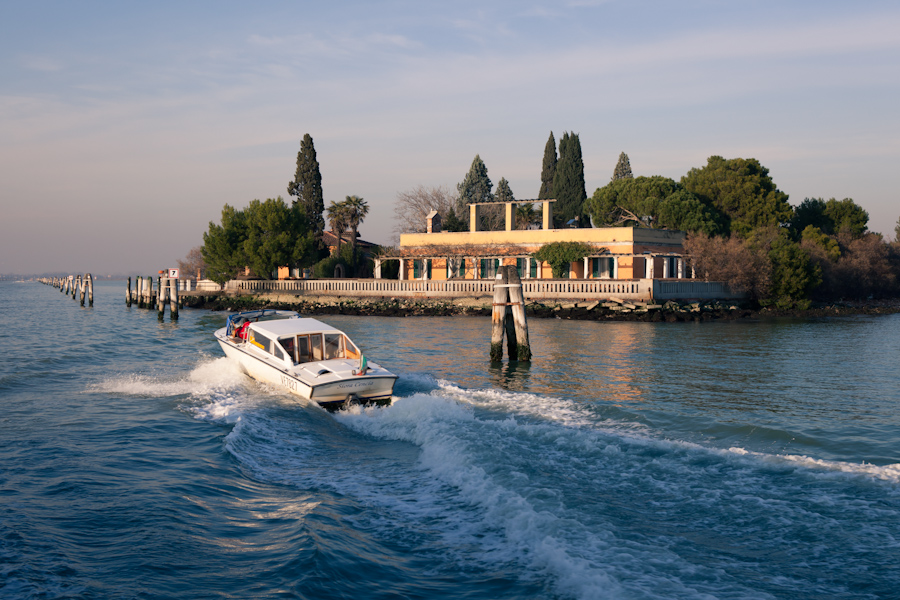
<box><xmin>181</xmin><ymin>293</ymin><xmax>900</xmax><ymax>322</ymax></box>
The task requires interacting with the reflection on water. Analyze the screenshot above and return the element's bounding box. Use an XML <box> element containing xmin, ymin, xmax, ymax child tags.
<box><xmin>328</xmin><ymin>313</ymin><xmax>900</xmax><ymax>464</ymax></box>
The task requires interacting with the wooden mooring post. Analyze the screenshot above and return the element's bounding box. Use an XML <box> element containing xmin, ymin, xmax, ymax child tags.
<box><xmin>490</xmin><ymin>265</ymin><xmax>531</xmax><ymax>362</ymax></box>
<box><xmin>126</xmin><ymin>276</ymin><xmax>132</xmax><ymax>307</ymax></box>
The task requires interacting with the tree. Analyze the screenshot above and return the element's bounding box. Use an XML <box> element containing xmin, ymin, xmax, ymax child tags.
<box><xmin>443</xmin><ymin>206</ymin><xmax>466</xmax><ymax>232</ymax></box>
<box><xmin>326</xmin><ymin>199</ymin><xmax>350</xmax><ymax>256</ymax></box>
<box><xmin>201</xmin><ymin>198</ymin><xmax>315</xmax><ymax>285</ymax></box>
<box><xmin>515</xmin><ymin>203</ymin><xmax>538</xmax><ymax>230</ymax></box>
<box><xmin>823</xmin><ymin>198</ymin><xmax>868</xmax><ymax>238</ymax></box>
<box><xmin>458</xmin><ymin>155</ymin><xmax>504</xmax><ymax>230</ymax></box>
<box><xmin>791</xmin><ymin>198</ymin><xmax>830</xmax><ymax>235</ymax></box>
<box><xmin>538</xmin><ymin>132</ymin><xmax>557</xmax><ymax>199</ymax></box>
<box><xmin>495</xmin><ymin>177</ymin><xmax>515</xmax><ymax>204</ymax></box>
<box><xmin>287</xmin><ymin>134</ymin><xmax>326</xmax><ymax>250</ymax></box>
<box><xmin>176</xmin><ymin>246</ymin><xmax>207</xmax><ymax>279</ymax></box>
<box><xmin>552</xmin><ymin>132</ymin><xmax>587</xmax><ymax>227</ymax></box>
<box><xmin>457</xmin><ymin>154</ymin><xmax>493</xmax><ymax>209</ymax></box>
<box><xmin>343</xmin><ymin>195</ymin><xmax>369</xmax><ymax>270</ymax></box>
<box><xmin>895</xmin><ymin>215</ymin><xmax>900</xmax><ymax>243</ymax></box>
<box><xmin>587</xmin><ymin>176</ymin><xmax>724</xmax><ymax>235</ymax></box>
<box><xmin>202</xmin><ymin>204</ymin><xmax>248</xmax><ymax>284</ymax></box>
<box><xmin>242</xmin><ymin>198</ymin><xmax>315</xmax><ymax>280</ymax></box>
<box><xmin>612</xmin><ymin>152</ymin><xmax>633</xmax><ymax>181</ymax></box>
<box><xmin>681</xmin><ymin>156</ymin><xmax>792</xmax><ymax>237</ymax></box>
<box><xmin>393</xmin><ymin>185</ymin><xmax>459</xmax><ymax>238</ymax></box>
<box><xmin>761</xmin><ymin>230</ymin><xmax>820</xmax><ymax>309</ymax></box>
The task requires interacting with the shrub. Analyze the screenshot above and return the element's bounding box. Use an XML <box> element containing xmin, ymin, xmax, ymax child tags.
<box><xmin>532</xmin><ymin>242</ymin><xmax>595</xmax><ymax>278</ymax></box>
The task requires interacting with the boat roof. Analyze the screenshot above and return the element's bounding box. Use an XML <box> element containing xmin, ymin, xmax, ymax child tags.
<box><xmin>250</xmin><ymin>317</ymin><xmax>341</xmax><ymax>338</ymax></box>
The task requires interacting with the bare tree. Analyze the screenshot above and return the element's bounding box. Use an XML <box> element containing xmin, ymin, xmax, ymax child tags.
<box><xmin>176</xmin><ymin>246</ymin><xmax>207</xmax><ymax>279</ymax></box>
<box><xmin>393</xmin><ymin>185</ymin><xmax>459</xmax><ymax>240</ymax></box>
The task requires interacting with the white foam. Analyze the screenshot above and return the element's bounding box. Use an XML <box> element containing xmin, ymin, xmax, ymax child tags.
<box><xmin>727</xmin><ymin>447</ymin><xmax>900</xmax><ymax>484</ymax></box>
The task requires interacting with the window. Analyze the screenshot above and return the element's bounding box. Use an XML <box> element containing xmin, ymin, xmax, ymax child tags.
<box><xmin>413</xmin><ymin>259</ymin><xmax>432</xmax><ymax>279</ymax></box>
<box><xmin>447</xmin><ymin>257</ymin><xmax>465</xmax><ymax>278</ymax></box>
<box><xmin>279</xmin><ymin>337</ymin><xmax>296</xmax><ymax>362</ymax></box>
<box><xmin>323</xmin><ymin>333</ymin><xmax>344</xmax><ymax>360</ymax></box>
<box><xmin>592</xmin><ymin>257</ymin><xmax>614</xmax><ymax>279</ymax></box>
<box><xmin>344</xmin><ymin>336</ymin><xmax>360</xmax><ymax>359</ymax></box>
<box><xmin>516</xmin><ymin>258</ymin><xmax>526</xmax><ymax>278</ymax></box>
<box><xmin>250</xmin><ymin>331</ymin><xmax>272</xmax><ymax>352</ymax></box>
<box><xmin>296</xmin><ymin>335</ymin><xmax>311</xmax><ymax>363</ymax></box>
<box><xmin>479</xmin><ymin>258</ymin><xmax>499</xmax><ymax>278</ymax></box>
<box><xmin>530</xmin><ymin>257</ymin><xmax>538</xmax><ymax>278</ymax></box>
<box><xmin>310</xmin><ymin>334</ymin><xmax>324</xmax><ymax>361</ymax></box>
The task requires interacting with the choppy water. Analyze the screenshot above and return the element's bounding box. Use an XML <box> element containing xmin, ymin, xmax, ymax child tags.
<box><xmin>1</xmin><ymin>281</ymin><xmax>898</xmax><ymax>599</ymax></box>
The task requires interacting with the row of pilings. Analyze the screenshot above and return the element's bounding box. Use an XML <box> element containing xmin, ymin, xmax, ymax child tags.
<box><xmin>39</xmin><ymin>274</ymin><xmax>94</xmax><ymax>306</ymax></box>
<box><xmin>125</xmin><ymin>275</ymin><xmax>181</xmax><ymax>321</ymax></box>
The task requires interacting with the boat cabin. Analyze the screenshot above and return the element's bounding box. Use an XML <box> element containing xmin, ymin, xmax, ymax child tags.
<box><xmin>243</xmin><ymin>318</ymin><xmax>361</xmax><ymax>367</ymax></box>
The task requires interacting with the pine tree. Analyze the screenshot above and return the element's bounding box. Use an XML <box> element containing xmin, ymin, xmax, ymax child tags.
<box><xmin>457</xmin><ymin>154</ymin><xmax>493</xmax><ymax>210</ymax></box>
<box><xmin>287</xmin><ymin>133</ymin><xmax>325</xmax><ymax>246</ymax></box>
<box><xmin>612</xmin><ymin>152</ymin><xmax>633</xmax><ymax>181</ymax></box>
<box><xmin>495</xmin><ymin>177</ymin><xmax>515</xmax><ymax>203</ymax></box>
<box><xmin>552</xmin><ymin>132</ymin><xmax>587</xmax><ymax>227</ymax></box>
<box><xmin>538</xmin><ymin>132</ymin><xmax>557</xmax><ymax>199</ymax></box>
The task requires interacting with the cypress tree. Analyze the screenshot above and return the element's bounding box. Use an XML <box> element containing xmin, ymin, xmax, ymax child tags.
<box><xmin>552</xmin><ymin>132</ymin><xmax>587</xmax><ymax>227</ymax></box>
<box><xmin>538</xmin><ymin>132</ymin><xmax>557</xmax><ymax>199</ymax></box>
<box><xmin>612</xmin><ymin>152</ymin><xmax>633</xmax><ymax>181</ymax></box>
<box><xmin>287</xmin><ymin>133</ymin><xmax>326</xmax><ymax>248</ymax></box>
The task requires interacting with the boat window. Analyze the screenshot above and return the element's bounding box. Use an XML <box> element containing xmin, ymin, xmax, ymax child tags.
<box><xmin>250</xmin><ymin>331</ymin><xmax>272</xmax><ymax>353</ymax></box>
<box><xmin>272</xmin><ymin>345</ymin><xmax>285</xmax><ymax>361</ymax></box>
<box><xmin>344</xmin><ymin>336</ymin><xmax>360</xmax><ymax>359</ymax></box>
<box><xmin>279</xmin><ymin>337</ymin><xmax>296</xmax><ymax>362</ymax></box>
<box><xmin>324</xmin><ymin>333</ymin><xmax>343</xmax><ymax>360</ymax></box>
<box><xmin>310</xmin><ymin>334</ymin><xmax>323</xmax><ymax>362</ymax></box>
<box><xmin>296</xmin><ymin>335</ymin><xmax>311</xmax><ymax>363</ymax></box>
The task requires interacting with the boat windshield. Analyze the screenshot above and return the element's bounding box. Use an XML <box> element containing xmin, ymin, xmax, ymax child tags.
<box><xmin>285</xmin><ymin>333</ymin><xmax>361</xmax><ymax>364</ymax></box>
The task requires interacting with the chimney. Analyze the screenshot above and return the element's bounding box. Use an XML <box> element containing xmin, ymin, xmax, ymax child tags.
<box><xmin>426</xmin><ymin>210</ymin><xmax>442</xmax><ymax>233</ymax></box>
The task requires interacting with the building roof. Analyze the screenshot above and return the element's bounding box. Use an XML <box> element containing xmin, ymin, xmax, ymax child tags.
<box><xmin>323</xmin><ymin>230</ymin><xmax>378</xmax><ymax>249</ymax></box>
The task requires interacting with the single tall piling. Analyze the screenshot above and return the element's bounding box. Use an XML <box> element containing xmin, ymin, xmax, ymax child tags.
<box><xmin>507</xmin><ymin>266</ymin><xmax>531</xmax><ymax>361</ymax></box>
<box><xmin>490</xmin><ymin>269</ymin><xmax>509</xmax><ymax>362</ymax></box>
<box><xmin>126</xmin><ymin>276</ymin><xmax>132</xmax><ymax>307</ymax></box>
<box><xmin>85</xmin><ymin>273</ymin><xmax>93</xmax><ymax>307</ymax></box>
<box><xmin>79</xmin><ymin>275</ymin><xmax>86</xmax><ymax>306</ymax></box>
<box><xmin>503</xmin><ymin>267</ymin><xmax>518</xmax><ymax>360</ymax></box>
<box><xmin>169</xmin><ymin>278</ymin><xmax>179</xmax><ymax>320</ymax></box>
<box><xmin>157</xmin><ymin>276</ymin><xmax>167</xmax><ymax>319</ymax></box>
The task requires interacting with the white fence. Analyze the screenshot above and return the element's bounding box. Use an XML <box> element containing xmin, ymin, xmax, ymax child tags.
<box><xmin>208</xmin><ymin>278</ymin><xmax>742</xmax><ymax>301</ymax></box>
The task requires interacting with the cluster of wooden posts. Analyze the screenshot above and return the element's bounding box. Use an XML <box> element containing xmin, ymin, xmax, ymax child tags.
<box><xmin>126</xmin><ymin>275</ymin><xmax>180</xmax><ymax>321</ymax></box>
<box><xmin>491</xmin><ymin>266</ymin><xmax>531</xmax><ymax>362</ymax></box>
<box><xmin>40</xmin><ymin>274</ymin><xmax>94</xmax><ymax>306</ymax></box>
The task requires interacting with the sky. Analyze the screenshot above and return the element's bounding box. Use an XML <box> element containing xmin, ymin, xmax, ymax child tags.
<box><xmin>2</xmin><ymin>0</ymin><xmax>899</xmax><ymax>275</ymax></box>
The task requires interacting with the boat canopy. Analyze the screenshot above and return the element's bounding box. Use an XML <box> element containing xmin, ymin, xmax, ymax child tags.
<box><xmin>225</xmin><ymin>310</ymin><xmax>300</xmax><ymax>337</ymax></box>
<box><xmin>250</xmin><ymin>317</ymin><xmax>340</xmax><ymax>338</ymax></box>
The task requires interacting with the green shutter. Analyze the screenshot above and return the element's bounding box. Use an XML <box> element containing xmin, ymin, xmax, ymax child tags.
<box><xmin>530</xmin><ymin>258</ymin><xmax>537</xmax><ymax>278</ymax></box>
<box><xmin>413</xmin><ymin>260</ymin><xmax>420</xmax><ymax>278</ymax></box>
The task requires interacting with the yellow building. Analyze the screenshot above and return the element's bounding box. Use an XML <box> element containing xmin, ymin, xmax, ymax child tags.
<box><xmin>383</xmin><ymin>200</ymin><xmax>688</xmax><ymax>281</ymax></box>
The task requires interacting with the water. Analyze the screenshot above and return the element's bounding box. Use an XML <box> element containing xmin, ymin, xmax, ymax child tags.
<box><xmin>1</xmin><ymin>281</ymin><xmax>898</xmax><ymax>599</ymax></box>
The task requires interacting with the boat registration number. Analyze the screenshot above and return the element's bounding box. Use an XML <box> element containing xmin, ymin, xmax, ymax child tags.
<box><xmin>281</xmin><ymin>374</ymin><xmax>298</xmax><ymax>391</ymax></box>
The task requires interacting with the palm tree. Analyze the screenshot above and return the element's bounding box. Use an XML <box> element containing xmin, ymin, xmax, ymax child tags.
<box><xmin>516</xmin><ymin>202</ymin><xmax>538</xmax><ymax>230</ymax></box>
<box><xmin>343</xmin><ymin>195</ymin><xmax>369</xmax><ymax>264</ymax></box>
<box><xmin>326</xmin><ymin>200</ymin><xmax>350</xmax><ymax>256</ymax></box>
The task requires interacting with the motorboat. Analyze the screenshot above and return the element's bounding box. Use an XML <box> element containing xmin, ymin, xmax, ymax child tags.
<box><xmin>214</xmin><ymin>310</ymin><xmax>397</xmax><ymax>410</ymax></box>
